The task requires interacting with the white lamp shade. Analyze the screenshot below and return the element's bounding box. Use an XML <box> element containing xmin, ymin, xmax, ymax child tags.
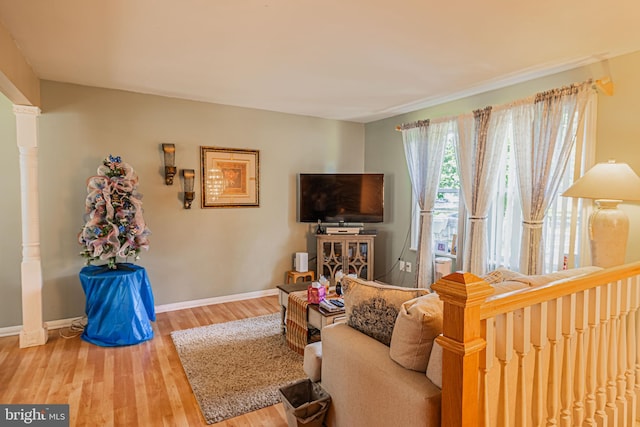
<box><xmin>562</xmin><ymin>161</ymin><xmax>640</xmax><ymax>201</ymax></box>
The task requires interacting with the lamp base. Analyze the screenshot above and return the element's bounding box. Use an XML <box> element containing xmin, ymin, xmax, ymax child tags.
<box><xmin>589</xmin><ymin>199</ymin><xmax>628</xmax><ymax>268</ymax></box>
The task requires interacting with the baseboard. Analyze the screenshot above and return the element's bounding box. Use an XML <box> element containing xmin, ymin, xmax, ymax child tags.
<box><xmin>0</xmin><ymin>325</ymin><xmax>22</xmax><ymax>338</ymax></box>
<box><xmin>0</xmin><ymin>288</ymin><xmax>280</xmax><ymax>337</ymax></box>
<box><xmin>0</xmin><ymin>316</ymin><xmax>83</xmax><ymax>338</ymax></box>
<box><xmin>155</xmin><ymin>288</ymin><xmax>279</xmax><ymax>313</ymax></box>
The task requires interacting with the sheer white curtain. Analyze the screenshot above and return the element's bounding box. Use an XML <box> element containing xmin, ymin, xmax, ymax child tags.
<box><xmin>486</xmin><ymin>108</ymin><xmax>522</xmax><ymax>271</ymax></box>
<box><xmin>401</xmin><ymin>119</ymin><xmax>449</xmax><ymax>288</ymax></box>
<box><xmin>511</xmin><ymin>82</ymin><xmax>592</xmax><ymax>274</ymax></box>
<box><xmin>456</xmin><ymin>107</ymin><xmax>508</xmax><ymax>275</ymax></box>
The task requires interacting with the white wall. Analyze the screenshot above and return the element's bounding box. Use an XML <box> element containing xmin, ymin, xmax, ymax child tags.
<box><xmin>0</xmin><ymin>81</ymin><xmax>365</xmax><ymax>327</ymax></box>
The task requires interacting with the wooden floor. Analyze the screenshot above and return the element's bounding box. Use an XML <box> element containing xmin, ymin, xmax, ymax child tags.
<box><xmin>0</xmin><ymin>295</ymin><xmax>291</xmax><ymax>427</ymax></box>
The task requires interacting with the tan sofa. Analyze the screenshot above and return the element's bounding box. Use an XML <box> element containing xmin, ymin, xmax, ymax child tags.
<box><xmin>322</xmin><ymin>322</ymin><xmax>441</xmax><ymax>427</ymax></box>
<box><xmin>316</xmin><ymin>266</ymin><xmax>602</xmax><ymax>427</ymax></box>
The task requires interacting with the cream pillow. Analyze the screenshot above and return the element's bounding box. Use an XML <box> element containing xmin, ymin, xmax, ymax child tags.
<box><xmin>492</xmin><ymin>280</ymin><xmax>529</xmax><ymax>295</ymax></box>
<box><xmin>389</xmin><ymin>293</ymin><xmax>443</xmax><ymax>372</ymax></box>
<box><xmin>481</xmin><ymin>270</ymin><xmax>504</xmax><ymax>285</ymax></box>
<box><xmin>495</xmin><ymin>266</ymin><xmax>603</xmax><ymax>287</ymax></box>
<box><xmin>524</xmin><ymin>266</ymin><xmax>604</xmax><ymax>287</ymax></box>
<box><xmin>342</xmin><ymin>277</ymin><xmax>430</xmax><ymax>346</ymax></box>
<box><xmin>495</xmin><ymin>267</ymin><xmax>530</xmax><ymax>283</ymax></box>
<box><xmin>426</xmin><ymin>339</ymin><xmax>443</xmax><ymax>389</ymax></box>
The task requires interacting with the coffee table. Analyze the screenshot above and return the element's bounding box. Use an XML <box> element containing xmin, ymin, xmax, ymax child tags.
<box><xmin>276</xmin><ymin>282</ymin><xmax>346</xmax><ymax>334</ymax></box>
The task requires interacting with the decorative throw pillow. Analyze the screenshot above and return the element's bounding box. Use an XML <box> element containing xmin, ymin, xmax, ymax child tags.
<box><xmin>389</xmin><ymin>293</ymin><xmax>443</xmax><ymax>372</ymax></box>
<box><xmin>342</xmin><ymin>277</ymin><xmax>430</xmax><ymax>346</ymax></box>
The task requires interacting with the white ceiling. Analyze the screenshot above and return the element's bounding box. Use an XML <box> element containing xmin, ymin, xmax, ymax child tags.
<box><xmin>1</xmin><ymin>0</ymin><xmax>639</xmax><ymax>123</ymax></box>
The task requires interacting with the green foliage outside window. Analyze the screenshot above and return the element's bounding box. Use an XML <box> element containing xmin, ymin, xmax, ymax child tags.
<box><xmin>438</xmin><ymin>140</ymin><xmax>459</xmax><ymax>198</ymax></box>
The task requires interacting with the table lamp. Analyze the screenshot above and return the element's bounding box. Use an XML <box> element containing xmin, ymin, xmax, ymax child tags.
<box><xmin>562</xmin><ymin>160</ymin><xmax>640</xmax><ymax>267</ymax></box>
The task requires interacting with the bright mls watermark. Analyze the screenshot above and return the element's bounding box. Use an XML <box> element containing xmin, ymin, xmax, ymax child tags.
<box><xmin>0</xmin><ymin>405</ymin><xmax>69</xmax><ymax>426</ymax></box>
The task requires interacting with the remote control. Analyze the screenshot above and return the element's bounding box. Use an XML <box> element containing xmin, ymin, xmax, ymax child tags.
<box><xmin>330</xmin><ymin>299</ymin><xmax>344</xmax><ymax>308</ymax></box>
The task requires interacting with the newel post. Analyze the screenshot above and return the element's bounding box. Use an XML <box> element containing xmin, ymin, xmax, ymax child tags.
<box><xmin>431</xmin><ymin>272</ymin><xmax>494</xmax><ymax>427</ymax></box>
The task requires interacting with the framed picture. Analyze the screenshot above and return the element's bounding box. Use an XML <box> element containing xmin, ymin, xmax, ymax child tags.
<box><xmin>200</xmin><ymin>146</ymin><xmax>260</xmax><ymax>208</ymax></box>
<box><xmin>436</xmin><ymin>241</ymin><xmax>447</xmax><ymax>252</ymax></box>
<box><xmin>451</xmin><ymin>234</ymin><xmax>457</xmax><ymax>255</ymax></box>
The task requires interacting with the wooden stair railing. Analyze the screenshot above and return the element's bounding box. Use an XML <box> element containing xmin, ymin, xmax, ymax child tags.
<box><xmin>431</xmin><ymin>272</ymin><xmax>493</xmax><ymax>427</ymax></box>
<box><xmin>433</xmin><ymin>261</ymin><xmax>640</xmax><ymax>427</ymax></box>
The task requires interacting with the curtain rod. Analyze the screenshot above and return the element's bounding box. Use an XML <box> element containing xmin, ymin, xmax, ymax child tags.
<box><xmin>594</xmin><ymin>77</ymin><xmax>614</xmax><ymax>96</ymax></box>
<box><xmin>394</xmin><ymin>76</ymin><xmax>613</xmax><ymax>132</ymax></box>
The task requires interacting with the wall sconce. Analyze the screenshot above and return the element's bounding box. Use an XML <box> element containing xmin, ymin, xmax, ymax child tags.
<box><xmin>182</xmin><ymin>169</ymin><xmax>195</xmax><ymax>209</ymax></box>
<box><xmin>162</xmin><ymin>143</ymin><xmax>177</xmax><ymax>185</ymax></box>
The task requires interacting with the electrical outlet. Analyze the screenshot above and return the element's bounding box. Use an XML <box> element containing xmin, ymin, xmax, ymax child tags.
<box><xmin>399</xmin><ymin>260</ymin><xmax>405</xmax><ymax>271</ymax></box>
<box><xmin>405</xmin><ymin>262</ymin><xmax>412</xmax><ymax>273</ymax></box>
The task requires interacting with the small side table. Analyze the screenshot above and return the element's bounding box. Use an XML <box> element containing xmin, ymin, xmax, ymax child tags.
<box><xmin>79</xmin><ymin>264</ymin><xmax>155</xmax><ymax>346</ymax></box>
<box><xmin>286</xmin><ymin>270</ymin><xmax>315</xmax><ymax>283</ymax></box>
<box><xmin>276</xmin><ymin>282</ymin><xmax>345</xmax><ymax>334</ymax></box>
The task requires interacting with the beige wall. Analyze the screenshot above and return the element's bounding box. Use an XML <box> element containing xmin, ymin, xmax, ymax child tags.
<box><xmin>365</xmin><ymin>51</ymin><xmax>640</xmax><ymax>286</ymax></box>
<box><xmin>0</xmin><ymin>93</ymin><xmax>22</xmax><ymax>327</ymax></box>
<box><xmin>0</xmin><ymin>20</ymin><xmax>40</xmax><ymax>106</ymax></box>
<box><xmin>0</xmin><ymin>81</ymin><xmax>364</xmax><ymax>327</ymax></box>
<box><xmin>3</xmin><ymin>52</ymin><xmax>640</xmax><ymax>327</ymax></box>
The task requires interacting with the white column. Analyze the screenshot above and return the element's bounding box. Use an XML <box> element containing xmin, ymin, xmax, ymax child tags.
<box><xmin>14</xmin><ymin>104</ymin><xmax>48</xmax><ymax>348</ymax></box>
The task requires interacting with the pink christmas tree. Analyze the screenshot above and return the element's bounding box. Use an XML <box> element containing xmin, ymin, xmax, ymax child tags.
<box><xmin>79</xmin><ymin>155</ymin><xmax>151</xmax><ymax>269</ymax></box>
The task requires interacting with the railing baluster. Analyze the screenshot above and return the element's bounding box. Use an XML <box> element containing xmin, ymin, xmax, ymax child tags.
<box><xmin>572</xmin><ymin>290</ymin><xmax>588</xmax><ymax>426</ymax></box>
<box><xmin>496</xmin><ymin>312</ymin><xmax>513</xmax><ymax>427</ymax></box>
<box><xmin>595</xmin><ymin>282</ymin><xmax>611</xmax><ymax>425</ymax></box>
<box><xmin>584</xmin><ymin>287</ymin><xmax>600</xmax><ymax>427</ymax></box>
<box><xmin>514</xmin><ymin>307</ymin><xmax>531</xmax><ymax>427</ymax></box>
<box><xmin>606</xmin><ymin>281</ymin><xmax>620</xmax><ymax>423</ymax></box>
<box><xmin>628</xmin><ymin>277</ymin><xmax>639</xmax><ymax>425</ymax></box>
<box><xmin>637</xmin><ymin>276</ymin><xmax>640</xmax><ymax>422</ymax></box>
<box><xmin>617</xmin><ymin>279</ymin><xmax>630</xmax><ymax>423</ymax></box>
<box><xmin>547</xmin><ymin>298</ymin><xmax>562</xmax><ymax>427</ymax></box>
<box><xmin>532</xmin><ymin>302</ymin><xmax>548</xmax><ymax>427</ymax></box>
<box><xmin>480</xmin><ymin>318</ymin><xmax>495</xmax><ymax>427</ymax></box>
<box><xmin>560</xmin><ymin>294</ymin><xmax>576</xmax><ymax>427</ymax></box>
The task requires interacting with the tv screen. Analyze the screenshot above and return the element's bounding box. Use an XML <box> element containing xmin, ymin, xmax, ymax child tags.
<box><xmin>298</xmin><ymin>173</ymin><xmax>384</xmax><ymax>223</ymax></box>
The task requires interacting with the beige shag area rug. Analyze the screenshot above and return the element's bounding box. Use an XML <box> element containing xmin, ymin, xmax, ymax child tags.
<box><xmin>171</xmin><ymin>313</ymin><xmax>306</xmax><ymax>424</ymax></box>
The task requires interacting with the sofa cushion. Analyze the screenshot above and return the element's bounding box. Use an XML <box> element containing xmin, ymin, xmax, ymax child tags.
<box><xmin>492</xmin><ymin>280</ymin><xmax>529</xmax><ymax>294</ymax></box>
<box><xmin>496</xmin><ymin>266</ymin><xmax>603</xmax><ymax>287</ymax></box>
<box><xmin>342</xmin><ymin>277</ymin><xmax>429</xmax><ymax>346</ymax></box>
<box><xmin>322</xmin><ymin>323</ymin><xmax>442</xmax><ymax>427</ymax></box>
<box><xmin>390</xmin><ymin>293</ymin><xmax>443</xmax><ymax>372</ymax></box>
<box><xmin>303</xmin><ymin>342</ymin><xmax>323</xmax><ymax>382</ymax></box>
<box><xmin>482</xmin><ymin>269</ymin><xmax>504</xmax><ymax>285</ymax></box>
<box><xmin>495</xmin><ymin>267</ymin><xmax>529</xmax><ymax>282</ymax></box>
<box><xmin>426</xmin><ymin>339</ymin><xmax>443</xmax><ymax>389</ymax></box>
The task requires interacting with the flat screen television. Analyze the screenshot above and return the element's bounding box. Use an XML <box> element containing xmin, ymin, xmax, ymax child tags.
<box><xmin>298</xmin><ymin>173</ymin><xmax>384</xmax><ymax>223</ymax></box>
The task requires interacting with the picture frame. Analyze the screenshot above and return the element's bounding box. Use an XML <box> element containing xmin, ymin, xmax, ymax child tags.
<box><xmin>200</xmin><ymin>146</ymin><xmax>260</xmax><ymax>208</ymax></box>
<box><xmin>451</xmin><ymin>234</ymin><xmax>457</xmax><ymax>256</ymax></box>
<box><xmin>436</xmin><ymin>241</ymin><xmax>447</xmax><ymax>252</ymax></box>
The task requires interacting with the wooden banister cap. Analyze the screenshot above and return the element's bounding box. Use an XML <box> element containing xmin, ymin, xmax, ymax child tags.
<box><xmin>431</xmin><ymin>272</ymin><xmax>494</xmax><ymax>307</ymax></box>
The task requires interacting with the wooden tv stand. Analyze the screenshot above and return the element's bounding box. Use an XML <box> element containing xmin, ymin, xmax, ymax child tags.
<box><xmin>316</xmin><ymin>234</ymin><xmax>374</xmax><ymax>282</ymax></box>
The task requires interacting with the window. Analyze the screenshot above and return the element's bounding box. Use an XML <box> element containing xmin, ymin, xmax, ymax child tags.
<box><xmin>411</xmin><ymin>95</ymin><xmax>595</xmax><ymax>274</ymax></box>
<box><xmin>410</xmin><ymin>133</ymin><xmax>462</xmax><ymax>257</ymax></box>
